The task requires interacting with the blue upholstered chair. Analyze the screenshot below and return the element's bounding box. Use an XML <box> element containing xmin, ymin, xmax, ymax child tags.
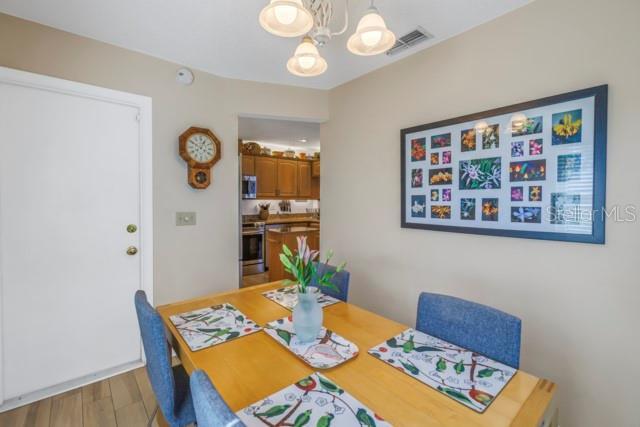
<box><xmin>134</xmin><ymin>290</ymin><xmax>196</xmax><ymax>427</ymax></box>
<box><xmin>416</xmin><ymin>292</ymin><xmax>521</xmax><ymax>368</ymax></box>
<box><xmin>190</xmin><ymin>370</ymin><xmax>245</xmax><ymax>427</ymax></box>
<box><xmin>310</xmin><ymin>262</ymin><xmax>350</xmax><ymax>302</ymax></box>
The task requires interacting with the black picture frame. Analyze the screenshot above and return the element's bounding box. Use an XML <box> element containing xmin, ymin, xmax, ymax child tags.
<box><xmin>400</xmin><ymin>85</ymin><xmax>608</xmax><ymax>244</ymax></box>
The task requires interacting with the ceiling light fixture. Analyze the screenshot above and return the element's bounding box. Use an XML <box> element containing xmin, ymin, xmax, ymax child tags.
<box><xmin>287</xmin><ymin>36</ymin><xmax>328</xmax><ymax>77</ymax></box>
<box><xmin>259</xmin><ymin>0</ymin><xmax>314</xmax><ymax>37</ymax></box>
<box><xmin>259</xmin><ymin>0</ymin><xmax>396</xmax><ymax>77</ymax></box>
<box><xmin>347</xmin><ymin>1</ymin><xmax>396</xmax><ymax>56</ymax></box>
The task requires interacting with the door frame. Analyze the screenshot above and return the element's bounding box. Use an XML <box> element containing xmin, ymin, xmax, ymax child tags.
<box><xmin>0</xmin><ymin>66</ymin><xmax>153</xmax><ymax>409</ymax></box>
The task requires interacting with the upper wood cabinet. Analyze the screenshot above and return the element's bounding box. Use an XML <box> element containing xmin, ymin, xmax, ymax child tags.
<box><xmin>246</xmin><ymin>156</ymin><xmax>319</xmax><ymax>199</ymax></box>
<box><xmin>312</xmin><ymin>160</ymin><xmax>320</xmax><ymax>178</ymax></box>
<box><xmin>242</xmin><ymin>155</ymin><xmax>255</xmax><ymax>176</ymax></box>
<box><xmin>255</xmin><ymin>156</ymin><xmax>277</xmax><ymax>198</ymax></box>
<box><xmin>297</xmin><ymin>161</ymin><xmax>311</xmax><ymax>198</ymax></box>
<box><xmin>277</xmin><ymin>159</ymin><xmax>298</xmax><ymax>197</ymax></box>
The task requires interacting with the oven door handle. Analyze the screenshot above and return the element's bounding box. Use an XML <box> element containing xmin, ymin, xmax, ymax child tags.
<box><xmin>242</xmin><ymin>231</ymin><xmax>264</xmax><ymax>236</ymax></box>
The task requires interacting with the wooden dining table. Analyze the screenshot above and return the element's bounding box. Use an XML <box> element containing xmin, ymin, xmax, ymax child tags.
<box><xmin>156</xmin><ymin>281</ymin><xmax>557</xmax><ymax>427</ymax></box>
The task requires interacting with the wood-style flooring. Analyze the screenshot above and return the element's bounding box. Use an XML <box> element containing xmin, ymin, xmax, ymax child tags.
<box><xmin>0</xmin><ymin>367</ymin><xmax>163</xmax><ymax>427</ymax></box>
<box><xmin>241</xmin><ymin>272</ymin><xmax>270</xmax><ymax>288</ymax></box>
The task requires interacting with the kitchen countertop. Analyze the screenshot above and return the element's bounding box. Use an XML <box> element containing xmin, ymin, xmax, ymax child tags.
<box><xmin>242</xmin><ymin>216</ymin><xmax>320</xmax><ymax>226</ymax></box>
<box><xmin>267</xmin><ymin>225</ymin><xmax>320</xmax><ymax>234</ymax></box>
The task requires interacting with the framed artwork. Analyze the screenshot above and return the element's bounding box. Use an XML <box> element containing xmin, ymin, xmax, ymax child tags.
<box><xmin>401</xmin><ymin>85</ymin><xmax>607</xmax><ymax>244</ymax></box>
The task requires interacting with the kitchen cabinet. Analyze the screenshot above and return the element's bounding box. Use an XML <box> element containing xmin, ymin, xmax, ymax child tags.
<box><xmin>241</xmin><ymin>155</ymin><xmax>255</xmax><ymax>175</ymax></box>
<box><xmin>267</xmin><ymin>226</ymin><xmax>320</xmax><ymax>282</ymax></box>
<box><xmin>255</xmin><ymin>156</ymin><xmax>277</xmax><ymax>198</ymax></box>
<box><xmin>277</xmin><ymin>159</ymin><xmax>298</xmax><ymax>197</ymax></box>
<box><xmin>244</xmin><ymin>156</ymin><xmax>319</xmax><ymax>200</ymax></box>
<box><xmin>311</xmin><ymin>176</ymin><xmax>320</xmax><ymax>200</ymax></box>
<box><xmin>312</xmin><ymin>160</ymin><xmax>320</xmax><ymax>178</ymax></box>
<box><xmin>297</xmin><ymin>161</ymin><xmax>311</xmax><ymax>198</ymax></box>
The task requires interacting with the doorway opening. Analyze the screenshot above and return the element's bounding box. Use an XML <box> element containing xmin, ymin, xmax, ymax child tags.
<box><xmin>238</xmin><ymin>116</ymin><xmax>321</xmax><ymax>288</ymax></box>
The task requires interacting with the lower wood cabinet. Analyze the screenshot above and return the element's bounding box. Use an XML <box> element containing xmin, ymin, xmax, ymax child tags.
<box><xmin>267</xmin><ymin>228</ymin><xmax>320</xmax><ymax>282</ymax></box>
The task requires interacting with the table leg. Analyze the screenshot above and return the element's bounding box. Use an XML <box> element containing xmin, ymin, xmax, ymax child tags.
<box><xmin>156</xmin><ymin>410</ymin><xmax>169</xmax><ymax>427</ymax></box>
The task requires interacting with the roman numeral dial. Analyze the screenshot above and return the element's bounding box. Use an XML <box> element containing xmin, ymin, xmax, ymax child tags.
<box><xmin>186</xmin><ymin>133</ymin><xmax>216</xmax><ymax>163</ymax></box>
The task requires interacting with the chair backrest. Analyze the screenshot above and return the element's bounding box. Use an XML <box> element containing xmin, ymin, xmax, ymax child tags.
<box><xmin>416</xmin><ymin>292</ymin><xmax>521</xmax><ymax>368</ymax></box>
<box><xmin>134</xmin><ymin>290</ymin><xmax>177</xmax><ymax>420</ymax></box>
<box><xmin>190</xmin><ymin>370</ymin><xmax>245</xmax><ymax>427</ymax></box>
<box><xmin>311</xmin><ymin>262</ymin><xmax>350</xmax><ymax>302</ymax></box>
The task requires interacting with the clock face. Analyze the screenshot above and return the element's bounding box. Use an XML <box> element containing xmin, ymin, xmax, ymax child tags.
<box><xmin>186</xmin><ymin>133</ymin><xmax>216</xmax><ymax>163</ymax></box>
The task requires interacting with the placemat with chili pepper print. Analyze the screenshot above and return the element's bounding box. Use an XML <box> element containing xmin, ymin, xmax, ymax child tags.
<box><xmin>169</xmin><ymin>303</ymin><xmax>261</xmax><ymax>351</ymax></box>
<box><xmin>368</xmin><ymin>328</ymin><xmax>517</xmax><ymax>413</ymax></box>
<box><xmin>262</xmin><ymin>286</ymin><xmax>341</xmax><ymax>311</ymax></box>
<box><xmin>264</xmin><ymin>316</ymin><xmax>359</xmax><ymax>369</ymax></box>
<box><xmin>237</xmin><ymin>372</ymin><xmax>392</xmax><ymax>426</ymax></box>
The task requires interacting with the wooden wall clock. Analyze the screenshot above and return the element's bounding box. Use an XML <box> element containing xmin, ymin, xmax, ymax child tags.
<box><xmin>179</xmin><ymin>126</ymin><xmax>221</xmax><ymax>189</ymax></box>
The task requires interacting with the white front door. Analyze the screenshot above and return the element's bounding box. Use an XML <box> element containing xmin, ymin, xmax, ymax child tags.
<box><xmin>0</xmin><ymin>67</ymin><xmax>153</xmax><ymax>408</ymax></box>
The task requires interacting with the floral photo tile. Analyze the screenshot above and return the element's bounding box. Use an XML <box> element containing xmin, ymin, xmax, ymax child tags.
<box><xmin>410</xmin><ymin>195</ymin><xmax>426</xmax><ymax>218</ymax></box>
<box><xmin>511</xmin><ymin>141</ymin><xmax>524</xmax><ymax>157</ymax></box>
<box><xmin>460</xmin><ymin>198</ymin><xmax>476</xmax><ymax>220</ymax></box>
<box><xmin>411</xmin><ymin>169</ymin><xmax>423</xmax><ymax>188</ymax></box>
<box><xmin>529</xmin><ymin>139</ymin><xmax>543</xmax><ymax>155</ymax></box>
<box><xmin>442</xmin><ymin>151</ymin><xmax>452</xmax><ymax>164</ymax></box>
<box><xmin>430</xmin><ymin>152</ymin><xmax>439</xmax><ymax>166</ymax></box>
<box><xmin>411</xmin><ymin>138</ymin><xmax>426</xmax><ymax>161</ymax></box>
<box><xmin>552</xmin><ymin>109</ymin><xmax>582</xmax><ymax>145</ymax></box>
<box><xmin>511</xmin><ymin>186</ymin><xmax>524</xmax><ymax>202</ymax></box>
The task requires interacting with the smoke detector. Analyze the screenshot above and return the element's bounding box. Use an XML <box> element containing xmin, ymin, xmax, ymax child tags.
<box><xmin>176</xmin><ymin>68</ymin><xmax>194</xmax><ymax>86</ymax></box>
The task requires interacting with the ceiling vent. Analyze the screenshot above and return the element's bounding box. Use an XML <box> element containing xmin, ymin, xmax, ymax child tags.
<box><xmin>386</xmin><ymin>27</ymin><xmax>433</xmax><ymax>56</ymax></box>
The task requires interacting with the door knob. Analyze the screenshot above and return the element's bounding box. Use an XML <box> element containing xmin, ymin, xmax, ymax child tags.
<box><xmin>126</xmin><ymin>246</ymin><xmax>138</xmax><ymax>256</ymax></box>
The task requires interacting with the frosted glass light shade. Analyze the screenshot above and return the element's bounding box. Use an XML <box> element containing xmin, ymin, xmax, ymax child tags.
<box><xmin>287</xmin><ymin>37</ymin><xmax>328</xmax><ymax>77</ymax></box>
<box><xmin>259</xmin><ymin>0</ymin><xmax>314</xmax><ymax>38</ymax></box>
<box><xmin>347</xmin><ymin>7</ymin><xmax>396</xmax><ymax>56</ymax></box>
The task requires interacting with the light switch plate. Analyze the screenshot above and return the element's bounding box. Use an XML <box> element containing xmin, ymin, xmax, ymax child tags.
<box><xmin>176</xmin><ymin>212</ymin><xmax>196</xmax><ymax>226</ymax></box>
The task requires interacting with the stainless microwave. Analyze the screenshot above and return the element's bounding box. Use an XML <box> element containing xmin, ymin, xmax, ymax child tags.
<box><xmin>242</xmin><ymin>175</ymin><xmax>257</xmax><ymax>199</ymax></box>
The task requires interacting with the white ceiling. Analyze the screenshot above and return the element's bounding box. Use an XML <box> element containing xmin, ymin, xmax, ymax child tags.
<box><xmin>239</xmin><ymin>117</ymin><xmax>320</xmax><ymax>149</ymax></box>
<box><xmin>0</xmin><ymin>0</ymin><xmax>532</xmax><ymax>89</ymax></box>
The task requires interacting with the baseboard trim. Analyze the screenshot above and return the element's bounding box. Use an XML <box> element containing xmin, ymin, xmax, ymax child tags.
<box><xmin>0</xmin><ymin>360</ymin><xmax>144</xmax><ymax>413</ymax></box>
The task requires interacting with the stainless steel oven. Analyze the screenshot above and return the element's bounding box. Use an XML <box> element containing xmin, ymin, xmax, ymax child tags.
<box><xmin>241</xmin><ymin>222</ymin><xmax>265</xmax><ymax>275</ymax></box>
<box><xmin>242</xmin><ymin>175</ymin><xmax>257</xmax><ymax>199</ymax></box>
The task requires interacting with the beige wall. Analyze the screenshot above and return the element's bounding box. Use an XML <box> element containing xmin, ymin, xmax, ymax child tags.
<box><xmin>322</xmin><ymin>0</ymin><xmax>639</xmax><ymax>426</ymax></box>
<box><xmin>0</xmin><ymin>13</ymin><xmax>329</xmax><ymax>305</ymax></box>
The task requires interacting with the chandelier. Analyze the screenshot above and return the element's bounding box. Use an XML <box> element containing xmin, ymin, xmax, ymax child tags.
<box><xmin>259</xmin><ymin>0</ymin><xmax>396</xmax><ymax>77</ymax></box>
